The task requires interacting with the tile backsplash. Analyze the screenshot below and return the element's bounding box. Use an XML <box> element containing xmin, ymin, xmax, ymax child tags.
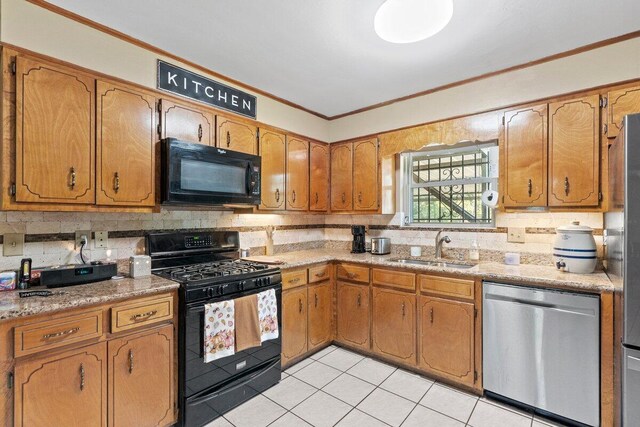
<box><xmin>0</xmin><ymin>208</ymin><xmax>604</xmax><ymax>271</ymax></box>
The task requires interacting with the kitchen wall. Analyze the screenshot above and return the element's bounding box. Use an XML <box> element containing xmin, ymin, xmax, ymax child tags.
<box><xmin>0</xmin><ymin>0</ymin><xmax>330</xmax><ymax>141</ymax></box>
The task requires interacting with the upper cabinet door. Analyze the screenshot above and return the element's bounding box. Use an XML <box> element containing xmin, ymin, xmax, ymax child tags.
<box><xmin>330</xmin><ymin>143</ymin><xmax>353</xmax><ymax>211</ymax></box>
<box><xmin>286</xmin><ymin>137</ymin><xmax>309</xmax><ymax>211</ymax></box>
<box><xmin>549</xmin><ymin>95</ymin><xmax>600</xmax><ymax>207</ymax></box>
<box><xmin>96</xmin><ymin>81</ymin><xmax>156</xmax><ymax>206</ymax></box>
<box><xmin>259</xmin><ymin>129</ymin><xmax>286</xmax><ymax>210</ymax></box>
<box><xmin>15</xmin><ymin>56</ymin><xmax>95</xmax><ymax>204</ymax></box>
<box><xmin>353</xmin><ymin>138</ymin><xmax>379</xmax><ymax>211</ymax></box>
<box><xmin>309</xmin><ymin>142</ymin><xmax>329</xmax><ymax>212</ymax></box>
<box><xmin>606</xmin><ymin>86</ymin><xmax>640</xmax><ymax>139</ymax></box>
<box><xmin>216</xmin><ymin>114</ymin><xmax>258</xmax><ymax>155</ymax></box>
<box><xmin>502</xmin><ymin>105</ymin><xmax>548</xmax><ymax>207</ymax></box>
<box><xmin>161</xmin><ymin>99</ymin><xmax>214</xmax><ymax>145</ymax></box>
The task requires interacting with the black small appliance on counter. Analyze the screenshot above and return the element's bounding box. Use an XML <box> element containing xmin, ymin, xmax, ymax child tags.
<box><xmin>351</xmin><ymin>225</ymin><xmax>367</xmax><ymax>253</ymax></box>
<box><xmin>38</xmin><ymin>261</ymin><xmax>118</xmax><ymax>288</ymax></box>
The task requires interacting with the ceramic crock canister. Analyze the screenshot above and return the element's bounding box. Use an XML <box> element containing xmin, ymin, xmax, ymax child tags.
<box><xmin>553</xmin><ymin>221</ymin><xmax>597</xmax><ymax>274</ymax></box>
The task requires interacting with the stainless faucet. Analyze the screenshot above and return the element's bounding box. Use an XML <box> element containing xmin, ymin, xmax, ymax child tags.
<box><xmin>435</xmin><ymin>230</ymin><xmax>451</xmax><ymax>259</ymax></box>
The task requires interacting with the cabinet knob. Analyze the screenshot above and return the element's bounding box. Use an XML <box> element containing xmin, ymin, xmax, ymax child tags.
<box><xmin>79</xmin><ymin>363</ymin><xmax>85</xmax><ymax>391</ymax></box>
<box><xmin>298</xmin><ymin>298</ymin><xmax>303</xmax><ymax>313</ymax></box>
<box><xmin>275</xmin><ymin>188</ymin><xmax>280</xmax><ymax>202</ymax></box>
<box><xmin>430</xmin><ymin>307</ymin><xmax>434</xmax><ymax>324</ymax></box>
<box><xmin>341</xmin><ymin>192</ymin><xmax>346</xmax><ymax>203</ymax></box>
<box><xmin>527</xmin><ymin>179</ymin><xmax>532</xmax><ymax>197</ymax></box>
<box><xmin>564</xmin><ymin>176</ymin><xmax>570</xmax><ymax>196</ymax></box>
<box><xmin>315</xmin><ymin>192</ymin><xmax>319</xmax><ymax>205</ymax></box>
<box><xmin>292</xmin><ymin>190</ymin><xmax>296</xmax><ymax>203</ymax></box>
<box><xmin>226</xmin><ymin>131</ymin><xmax>231</xmax><ymax>147</ymax></box>
<box><xmin>69</xmin><ymin>167</ymin><xmax>76</xmax><ymax>189</ymax></box>
<box><xmin>356</xmin><ymin>293</ymin><xmax>361</xmax><ymax>307</ymax></box>
<box><xmin>401</xmin><ymin>302</ymin><xmax>405</xmax><ymax>317</ymax></box>
<box><xmin>315</xmin><ymin>293</ymin><xmax>318</xmax><ymax>308</ymax></box>
<box><xmin>358</xmin><ymin>192</ymin><xmax>363</xmax><ymax>203</ymax></box>
<box><xmin>114</xmin><ymin>172</ymin><xmax>120</xmax><ymax>193</ymax></box>
<box><xmin>198</xmin><ymin>124</ymin><xmax>203</xmax><ymax>142</ymax></box>
<box><xmin>129</xmin><ymin>349</ymin><xmax>134</xmax><ymax>374</ymax></box>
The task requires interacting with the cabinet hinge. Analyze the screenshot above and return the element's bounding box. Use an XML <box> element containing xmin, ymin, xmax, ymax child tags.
<box><xmin>603</xmin><ymin>123</ymin><xmax>608</xmax><ymax>135</ymax></box>
<box><xmin>474</xmin><ymin>308</ymin><xmax>478</xmax><ymax>318</ymax></box>
<box><xmin>157</xmin><ymin>123</ymin><xmax>162</xmax><ymax>136</ymax></box>
<box><xmin>600</xmin><ymin>97</ymin><xmax>608</xmax><ymax>108</ymax></box>
<box><xmin>599</xmin><ymin>192</ymin><xmax>603</xmax><ymax>202</ymax></box>
<box><xmin>157</xmin><ymin>99</ymin><xmax>162</xmax><ymax>113</ymax></box>
<box><xmin>501</xmin><ymin>116</ymin><xmax>505</xmax><ymax>126</ymax></box>
<box><xmin>7</xmin><ymin>372</ymin><xmax>13</xmax><ymax>389</ymax></box>
<box><xmin>10</xmin><ymin>61</ymin><xmax>16</xmax><ymax>75</ymax></box>
<box><xmin>9</xmin><ymin>184</ymin><xmax>16</xmax><ymax>197</ymax></box>
<box><xmin>256</xmin><ymin>128</ymin><xmax>260</xmax><ymax>142</ymax></box>
<box><xmin>474</xmin><ymin>371</ymin><xmax>478</xmax><ymax>382</ymax></box>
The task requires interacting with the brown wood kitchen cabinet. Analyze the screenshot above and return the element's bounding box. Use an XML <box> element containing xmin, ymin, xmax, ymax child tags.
<box><xmin>371</xmin><ymin>287</ymin><xmax>416</xmax><ymax>364</ymax></box>
<box><xmin>160</xmin><ymin>98</ymin><xmax>214</xmax><ymax>145</ymax></box>
<box><xmin>307</xmin><ymin>281</ymin><xmax>333</xmax><ymax>352</ymax></box>
<box><xmin>96</xmin><ymin>81</ymin><xmax>156</xmax><ymax>207</ymax></box>
<box><xmin>353</xmin><ymin>138</ymin><xmax>379</xmax><ymax>211</ymax></box>
<box><xmin>502</xmin><ymin>104</ymin><xmax>548</xmax><ymax>207</ymax></box>
<box><xmin>286</xmin><ymin>136</ymin><xmax>309</xmax><ymax>211</ymax></box>
<box><xmin>548</xmin><ymin>95</ymin><xmax>600</xmax><ymax>207</ymax></box>
<box><xmin>14</xmin><ymin>342</ymin><xmax>107</xmax><ymax>427</ymax></box>
<box><xmin>309</xmin><ymin>142</ymin><xmax>330</xmax><ymax>212</ymax></box>
<box><xmin>606</xmin><ymin>84</ymin><xmax>640</xmax><ymax>139</ymax></box>
<box><xmin>330</xmin><ymin>143</ymin><xmax>353</xmax><ymax>211</ymax></box>
<box><xmin>216</xmin><ymin>114</ymin><xmax>258</xmax><ymax>155</ymax></box>
<box><xmin>259</xmin><ymin>128</ymin><xmax>286</xmax><ymax>210</ymax></box>
<box><xmin>108</xmin><ymin>324</ymin><xmax>174</xmax><ymax>427</ymax></box>
<box><xmin>15</xmin><ymin>55</ymin><xmax>95</xmax><ymax>205</ymax></box>
<box><xmin>336</xmin><ymin>281</ymin><xmax>370</xmax><ymax>350</ymax></box>
<box><xmin>282</xmin><ymin>287</ymin><xmax>308</xmax><ymax>365</ymax></box>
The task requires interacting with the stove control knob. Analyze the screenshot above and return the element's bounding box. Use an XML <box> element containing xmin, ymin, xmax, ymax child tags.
<box><xmin>238</xmin><ymin>281</ymin><xmax>246</xmax><ymax>290</ymax></box>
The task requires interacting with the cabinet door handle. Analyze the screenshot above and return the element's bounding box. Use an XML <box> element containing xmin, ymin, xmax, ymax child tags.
<box><xmin>358</xmin><ymin>192</ymin><xmax>363</xmax><ymax>203</ymax></box>
<box><xmin>275</xmin><ymin>188</ymin><xmax>280</xmax><ymax>202</ymax></box>
<box><xmin>114</xmin><ymin>172</ymin><xmax>120</xmax><ymax>193</ymax></box>
<box><xmin>43</xmin><ymin>327</ymin><xmax>79</xmax><ymax>340</ymax></box>
<box><xmin>347</xmin><ymin>272</ymin><xmax>358</xmax><ymax>279</ymax></box>
<box><xmin>401</xmin><ymin>302</ymin><xmax>405</xmax><ymax>317</ymax></box>
<box><xmin>226</xmin><ymin>131</ymin><xmax>231</xmax><ymax>147</ymax></box>
<box><xmin>198</xmin><ymin>124</ymin><xmax>203</xmax><ymax>142</ymax></box>
<box><xmin>430</xmin><ymin>307</ymin><xmax>434</xmax><ymax>324</ymax></box>
<box><xmin>292</xmin><ymin>190</ymin><xmax>296</xmax><ymax>203</ymax></box>
<box><xmin>564</xmin><ymin>176</ymin><xmax>570</xmax><ymax>196</ymax></box>
<box><xmin>69</xmin><ymin>167</ymin><xmax>76</xmax><ymax>189</ymax></box>
<box><xmin>129</xmin><ymin>349</ymin><xmax>134</xmax><ymax>374</ymax></box>
<box><xmin>130</xmin><ymin>310</ymin><xmax>157</xmax><ymax>321</ymax></box>
<box><xmin>315</xmin><ymin>192</ymin><xmax>319</xmax><ymax>205</ymax></box>
<box><xmin>341</xmin><ymin>192</ymin><xmax>346</xmax><ymax>203</ymax></box>
<box><xmin>357</xmin><ymin>293</ymin><xmax>361</xmax><ymax>307</ymax></box>
<box><xmin>288</xmin><ymin>277</ymin><xmax>300</xmax><ymax>284</ymax></box>
<box><xmin>79</xmin><ymin>363</ymin><xmax>85</xmax><ymax>391</ymax></box>
<box><xmin>527</xmin><ymin>179</ymin><xmax>532</xmax><ymax>197</ymax></box>
<box><xmin>298</xmin><ymin>298</ymin><xmax>303</xmax><ymax>313</ymax></box>
<box><xmin>315</xmin><ymin>293</ymin><xmax>318</xmax><ymax>308</ymax></box>
<box><xmin>314</xmin><ymin>272</ymin><xmax>326</xmax><ymax>278</ymax></box>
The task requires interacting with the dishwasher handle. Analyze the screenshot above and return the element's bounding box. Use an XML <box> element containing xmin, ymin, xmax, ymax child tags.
<box><xmin>484</xmin><ymin>292</ymin><xmax>597</xmax><ymax>317</ymax></box>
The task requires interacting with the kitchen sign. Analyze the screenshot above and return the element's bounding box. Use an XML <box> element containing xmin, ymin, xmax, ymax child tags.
<box><xmin>157</xmin><ymin>60</ymin><xmax>257</xmax><ymax>119</ymax></box>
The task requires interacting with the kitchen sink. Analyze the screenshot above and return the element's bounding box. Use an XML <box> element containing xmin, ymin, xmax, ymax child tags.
<box><xmin>390</xmin><ymin>259</ymin><xmax>475</xmax><ymax>269</ymax></box>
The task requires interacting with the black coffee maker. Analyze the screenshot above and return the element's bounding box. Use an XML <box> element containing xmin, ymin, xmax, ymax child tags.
<box><xmin>351</xmin><ymin>225</ymin><xmax>366</xmax><ymax>253</ymax></box>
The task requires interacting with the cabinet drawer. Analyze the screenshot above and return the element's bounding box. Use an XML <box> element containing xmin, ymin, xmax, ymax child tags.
<box><xmin>336</xmin><ymin>263</ymin><xmax>369</xmax><ymax>283</ymax></box>
<box><xmin>111</xmin><ymin>295</ymin><xmax>173</xmax><ymax>333</ymax></box>
<box><xmin>282</xmin><ymin>269</ymin><xmax>308</xmax><ymax>290</ymax></box>
<box><xmin>372</xmin><ymin>268</ymin><xmax>415</xmax><ymax>291</ymax></box>
<box><xmin>308</xmin><ymin>264</ymin><xmax>331</xmax><ymax>283</ymax></box>
<box><xmin>419</xmin><ymin>275</ymin><xmax>475</xmax><ymax>301</ymax></box>
<box><xmin>14</xmin><ymin>310</ymin><xmax>103</xmax><ymax>357</ymax></box>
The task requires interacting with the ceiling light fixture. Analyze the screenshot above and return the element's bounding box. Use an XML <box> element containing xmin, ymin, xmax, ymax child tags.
<box><xmin>374</xmin><ymin>0</ymin><xmax>453</xmax><ymax>44</ymax></box>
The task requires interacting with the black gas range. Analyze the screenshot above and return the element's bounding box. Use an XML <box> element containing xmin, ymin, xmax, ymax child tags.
<box><xmin>147</xmin><ymin>231</ymin><xmax>282</xmax><ymax>427</ymax></box>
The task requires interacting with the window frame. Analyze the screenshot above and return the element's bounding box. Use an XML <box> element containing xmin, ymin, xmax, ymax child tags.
<box><xmin>401</xmin><ymin>140</ymin><xmax>499</xmax><ymax>229</ymax></box>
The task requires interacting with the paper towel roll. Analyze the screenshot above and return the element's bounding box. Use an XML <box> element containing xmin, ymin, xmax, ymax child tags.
<box><xmin>481</xmin><ymin>190</ymin><xmax>499</xmax><ymax>208</ymax></box>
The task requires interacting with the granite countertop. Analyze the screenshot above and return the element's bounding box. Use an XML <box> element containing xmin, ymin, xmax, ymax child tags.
<box><xmin>0</xmin><ymin>274</ymin><xmax>180</xmax><ymax>321</ymax></box>
<box><xmin>248</xmin><ymin>249</ymin><xmax>615</xmax><ymax>293</ymax></box>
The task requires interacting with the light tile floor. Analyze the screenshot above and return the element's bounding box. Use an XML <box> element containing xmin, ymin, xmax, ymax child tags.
<box><xmin>206</xmin><ymin>346</ymin><xmax>567</xmax><ymax>427</ymax></box>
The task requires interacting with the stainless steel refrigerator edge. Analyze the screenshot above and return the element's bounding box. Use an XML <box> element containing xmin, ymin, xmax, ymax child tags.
<box><xmin>605</xmin><ymin>112</ymin><xmax>640</xmax><ymax>426</ymax></box>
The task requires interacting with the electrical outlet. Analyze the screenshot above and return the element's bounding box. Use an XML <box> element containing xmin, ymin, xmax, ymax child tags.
<box><xmin>75</xmin><ymin>230</ymin><xmax>92</xmax><ymax>249</ymax></box>
<box><xmin>3</xmin><ymin>233</ymin><xmax>24</xmax><ymax>256</ymax></box>
<box><xmin>507</xmin><ymin>227</ymin><xmax>526</xmax><ymax>243</ymax></box>
<box><xmin>94</xmin><ymin>231</ymin><xmax>108</xmax><ymax>248</ymax></box>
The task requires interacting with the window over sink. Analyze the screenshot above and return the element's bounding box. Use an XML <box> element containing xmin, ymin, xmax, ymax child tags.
<box><xmin>401</xmin><ymin>140</ymin><xmax>498</xmax><ymax>227</ymax></box>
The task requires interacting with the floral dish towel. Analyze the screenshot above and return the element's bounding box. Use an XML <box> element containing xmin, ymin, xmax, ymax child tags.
<box><xmin>204</xmin><ymin>300</ymin><xmax>235</xmax><ymax>363</ymax></box>
<box><xmin>258</xmin><ymin>289</ymin><xmax>279</xmax><ymax>342</ymax></box>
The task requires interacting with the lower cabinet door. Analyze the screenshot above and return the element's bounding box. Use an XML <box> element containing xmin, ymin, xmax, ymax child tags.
<box><xmin>372</xmin><ymin>287</ymin><xmax>416</xmax><ymax>364</ymax></box>
<box><xmin>14</xmin><ymin>342</ymin><xmax>107</xmax><ymax>427</ymax></box>
<box><xmin>108</xmin><ymin>324</ymin><xmax>175</xmax><ymax>427</ymax></box>
<box><xmin>418</xmin><ymin>296</ymin><xmax>475</xmax><ymax>386</ymax></box>
<box><xmin>336</xmin><ymin>282</ymin><xmax>370</xmax><ymax>350</ymax></box>
<box><xmin>307</xmin><ymin>281</ymin><xmax>333</xmax><ymax>352</ymax></box>
<box><xmin>282</xmin><ymin>288</ymin><xmax>308</xmax><ymax>366</ymax></box>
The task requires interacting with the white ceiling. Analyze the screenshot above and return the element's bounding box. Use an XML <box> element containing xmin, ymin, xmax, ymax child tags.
<box><xmin>48</xmin><ymin>0</ymin><xmax>640</xmax><ymax>117</ymax></box>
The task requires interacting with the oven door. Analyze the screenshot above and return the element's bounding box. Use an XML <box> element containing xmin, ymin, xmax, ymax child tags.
<box><xmin>162</xmin><ymin>138</ymin><xmax>261</xmax><ymax>206</ymax></box>
<box><xmin>182</xmin><ymin>286</ymin><xmax>282</xmax><ymax>399</ymax></box>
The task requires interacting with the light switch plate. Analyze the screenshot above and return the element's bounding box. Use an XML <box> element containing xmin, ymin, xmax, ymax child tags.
<box><xmin>75</xmin><ymin>230</ymin><xmax>92</xmax><ymax>249</ymax></box>
<box><xmin>94</xmin><ymin>231</ymin><xmax>108</xmax><ymax>248</ymax></box>
<box><xmin>3</xmin><ymin>233</ymin><xmax>24</xmax><ymax>256</ymax></box>
<box><xmin>507</xmin><ymin>227</ymin><xmax>526</xmax><ymax>243</ymax></box>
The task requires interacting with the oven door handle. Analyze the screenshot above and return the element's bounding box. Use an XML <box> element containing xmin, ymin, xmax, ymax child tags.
<box><xmin>246</xmin><ymin>162</ymin><xmax>254</xmax><ymax>195</ymax></box>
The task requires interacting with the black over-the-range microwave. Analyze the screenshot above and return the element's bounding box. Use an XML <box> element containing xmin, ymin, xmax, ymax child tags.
<box><xmin>161</xmin><ymin>138</ymin><xmax>261</xmax><ymax>206</ymax></box>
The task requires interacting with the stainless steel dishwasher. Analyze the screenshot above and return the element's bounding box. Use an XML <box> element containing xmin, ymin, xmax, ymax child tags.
<box><xmin>483</xmin><ymin>282</ymin><xmax>600</xmax><ymax>426</ymax></box>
